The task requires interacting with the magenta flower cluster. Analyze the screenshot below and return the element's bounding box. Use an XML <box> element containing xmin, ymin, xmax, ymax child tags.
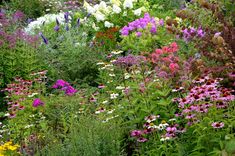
<box><xmin>121</xmin><ymin>13</ymin><xmax>164</xmax><ymax>36</ymax></box>
<box><xmin>182</xmin><ymin>27</ymin><xmax>205</xmax><ymax>42</ymax></box>
<box><xmin>52</xmin><ymin>79</ymin><xmax>77</xmax><ymax>96</ymax></box>
<box><xmin>33</xmin><ymin>98</ymin><xmax>44</xmax><ymax>107</ymax></box>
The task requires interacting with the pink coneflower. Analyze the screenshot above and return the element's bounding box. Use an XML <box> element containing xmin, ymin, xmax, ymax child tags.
<box><xmin>211</xmin><ymin>122</ymin><xmax>224</xmax><ymax>129</ymax></box>
<box><xmin>18</xmin><ymin>105</ymin><xmax>25</xmax><ymax>110</ymax></box>
<box><xmin>144</xmin><ymin>115</ymin><xmax>159</xmax><ymax>123</ymax></box>
<box><xmin>130</xmin><ymin>130</ymin><xmax>143</xmax><ymax>137</ymax></box>
<box><xmin>137</xmin><ymin>137</ymin><xmax>148</xmax><ymax>142</ymax></box>
<box><xmin>185</xmin><ymin>113</ymin><xmax>195</xmax><ymax>119</ymax></box>
<box><xmin>216</xmin><ymin>101</ymin><xmax>227</xmax><ymax>109</ymax></box>
<box><xmin>228</xmin><ymin>71</ymin><xmax>235</xmax><ymax>79</ymax></box>
<box><xmin>90</xmin><ymin>97</ymin><xmax>97</xmax><ymax>102</ymax></box>
<box><xmin>9</xmin><ymin>113</ymin><xmax>16</xmax><ymax>118</ymax></box>
<box><xmin>98</xmin><ymin>84</ymin><xmax>105</xmax><ymax>89</ymax></box>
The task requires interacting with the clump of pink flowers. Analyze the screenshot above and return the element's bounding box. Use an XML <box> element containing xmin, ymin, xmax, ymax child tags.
<box><xmin>151</xmin><ymin>42</ymin><xmax>180</xmax><ymax>77</ymax></box>
<box><xmin>174</xmin><ymin>75</ymin><xmax>234</xmax><ymax>125</ymax></box>
<box><xmin>32</xmin><ymin>98</ymin><xmax>44</xmax><ymax>107</ymax></box>
<box><xmin>52</xmin><ymin>79</ymin><xmax>77</xmax><ymax>96</ymax></box>
<box><xmin>121</xmin><ymin>13</ymin><xmax>164</xmax><ymax>36</ymax></box>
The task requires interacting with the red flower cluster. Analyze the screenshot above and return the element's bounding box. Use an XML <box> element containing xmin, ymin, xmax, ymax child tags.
<box><xmin>150</xmin><ymin>42</ymin><xmax>180</xmax><ymax>77</ymax></box>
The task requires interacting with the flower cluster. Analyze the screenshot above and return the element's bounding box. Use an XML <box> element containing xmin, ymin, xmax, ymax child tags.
<box><xmin>174</xmin><ymin>75</ymin><xmax>234</xmax><ymax>126</ymax></box>
<box><xmin>32</xmin><ymin>98</ymin><xmax>44</xmax><ymax>107</ymax></box>
<box><xmin>151</xmin><ymin>42</ymin><xmax>180</xmax><ymax>77</ymax></box>
<box><xmin>182</xmin><ymin>27</ymin><xmax>205</xmax><ymax>42</ymax></box>
<box><xmin>121</xmin><ymin>13</ymin><xmax>164</xmax><ymax>36</ymax></box>
<box><xmin>52</xmin><ymin>79</ymin><xmax>77</xmax><ymax>96</ymax></box>
<box><xmin>130</xmin><ymin>115</ymin><xmax>182</xmax><ymax>142</ymax></box>
<box><xmin>113</xmin><ymin>54</ymin><xmax>146</xmax><ymax>67</ymax></box>
<box><xmin>25</xmin><ymin>12</ymin><xmax>70</xmax><ymax>34</ymax></box>
<box><xmin>0</xmin><ymin>141</ymin><xmax>20</xmax><ymax>155</ymax></box>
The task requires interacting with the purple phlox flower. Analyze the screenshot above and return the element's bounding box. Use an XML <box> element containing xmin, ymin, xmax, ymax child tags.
<box><xmin>197</xmin><ymin>27</ymin><xmax>205</xmax><ymax>37</ymax></box>
<box><xmin>120</xmin><ymin>13</ymin><xmax>157</xmax><ymax>36</ymax></box>
<box><xmin>159</xmin><ymin>19</ymin><xmax>164</xmax><ymax>26</ymax></box>
<box><xmin>136</xmin><ymin>31</ymin><xmax>142</xmax><ymax>37</ymax></box>
<box><xmin>65</xmin><ymin>85</ymin><xmax>77</xmax><ymax>96</ymax></box>
<box><xmin>214</xmin><ymin>32</ymin><xmax>221</xmax><ymax>38</ymax></box>
<box><xmin>52</xmin><ymin>79</ymin><xmax>77</xmax><ymax>96</ymax></box>
<box><xmin>39</xmin><ymin>32</ymin><xmax>48</xmax><ymax>44</ymax></box>
<box><xmin>32</xmin><ymin>98</ymin><xmax>44</xmax><ymax>107</ymax></box>
<box><xmin>52</xmin><ymin>79</ymin><xmax>69</xmax><ymax>88</ymax></box>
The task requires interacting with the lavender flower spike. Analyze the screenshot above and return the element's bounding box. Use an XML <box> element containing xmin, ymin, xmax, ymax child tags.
<box><xmin>39</xmin><ymin>32</ymin><xmax>48</xmax><ymax>44</ymax></box>
<box><xmin>64</xmin><ymin>12</ymin><xmax>69</xmax><ymax>23</ymax></box>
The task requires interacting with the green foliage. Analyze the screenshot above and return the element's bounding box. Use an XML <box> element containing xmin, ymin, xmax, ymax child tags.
<box><xmin>0</xmin><ymin>41</ymin><xmax>42</xmax><ymax>86</ymax></box>
<box><xmin>9</xmin><ymin>0</ymin><xmax>45</xmax><ymax>18</ymax></box>
<box><xmin>38</xmin><ymin>25</ymin><xmax>101</xmax><ymax>86</ymax></box>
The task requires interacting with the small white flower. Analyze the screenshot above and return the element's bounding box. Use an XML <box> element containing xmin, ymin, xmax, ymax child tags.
<box><xmin>160</xmin><ymin>137</ymin><xmax>170</xmax><ymax>141</ymax></box>
<box><xmin>46</xmin><ymin>9</ymin><xmax>51</xmax><ymax>12</ymax></box>
<box><xmin>109</xmin><ymin>73</ymin><xmax>115</xmax><ymax>77</ymax></box>
<box><xmin>133</xmin><ymin>8</ymin><xmax>142</xmax><ymax>16</ymax></box>
<box><xmin>110</xmin><ymin>93</ymin><xmax>119</xmax><ymax>99</ymax></box>
<box><xmin>169</xmin><ymin>118</ymin><xmax>176</xmax><ymax>122</ymax></box>
<box><xmin>94</xmin><ymin>11</ymin><xmax>105</xmax><ymax>22</ymax></box>
<box><xmin>107</xmin><ymin>109</ymin><xmax>115</xmax><ymax>114</ymax></box>
<box><xmin>116</xmin><ymin>86</ymin><xmax>125</xmax><ymax>90</ymax></box>
<box><xmin>104</xmin><ymin>21</ymin><xmax>114</xmax><ymax>28</ymax></box>
<box><xmin>97</xmin><ymin>62</ymin><xmax>105</xmax><ymax>65</ymax></box>
<box><xmin>123</xmin><ymin>0</ymin><xmax>133</xmax><ymax>9</ymax></box>
<box><xmin>4</xmin><ymin>113</ymin><xmax>10</xmax><ymax>117</ymax></box>
<box><xmin>105</xmin><ymin>64</ymin><xmax>113</xmax><ymax>67</ymax></box>
<box><xmin>111</xmin><ymin>51</ymin><xmax>123</xmax><ymax>55</ymax></box>
<box><xmin>28</xmin><ymin>92</ymin><xmax>39</xmax><ymax>98</ymax></box>
<box><xmin>25</xmin><ymin>124</ymin><xmax>34</xmax><ymax>129</ymax></box>
<box><xmin>112</xmin><ymin>4</ymin><xmax>122</xmax><ymax>14</ymax></box>
<box><xmin>124</xmin><ymin>73</ymin><xmax>131</xmax><ymax>79</ymax></box>
<box><xmin>102</xmin><ymin>100</ymin><xmax>108</xmax><ymax>104</ymax></box>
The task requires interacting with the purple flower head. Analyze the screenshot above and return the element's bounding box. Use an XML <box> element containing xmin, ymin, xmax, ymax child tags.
<box><xmin>52</xmin><ymin>79</ymin><xmax>69</xmax><ymax>89</ymax></box>
<box><xmin>136</xmin><ymin>31</ymin><xmax>142</xmax><ymax>37</ymax></box>
<box><xmin>65</xmin><ymin>85</ymin><xmax>77</xmax><ymax>96</ymax></box>
<box><xmin>197</xmin><ymin>28</ymin><xmax>205</xmax><ymax>37</ymax></box>
<box><xmin>159</xmin><ymin>19</ymin><xmax>164</xmax><ymax>26</ymax></box>
<box><xmin>39</xmin><ymin>32</ymin><xmax>48</xmax><ymax>44</ymax></box>
<box><xmin>13</xmin><ymin>11</ymin><xmax>25</xmax><ymax>21</ymax></box>
<box><xmin>54</xmin><ymin>25</ymin><xmax>60</xmax><ymax>32</ymax></box>
<box><xmin>56</xmin><ymin>18</ymin><xmax>60</xmax><ymax>25</ymax></box>
<box><xmin>120</xmin><ymin>13</ymin><xmax>157</xmax><ymax>36</ymax></box>
<box><xmin>33</xmin><ymin>98</ymin><xmax>44</xmax><ymax>107</ymax></box>
<box><xmin>150</xmin><ymin>26</ymin><xmax>157</xmax><ymax>34</ymax></box>
<box><xmin>77</xmin><ymin>18</ymin><xmax>80</xmax><ymax>27</ymax></box>
<box><xmin>64</xmin><ymin>12</ymin><xmax>69</xmax><ymax>23</ymax></box>
<box><xmin>65</xmin><ymin>24</ymin><xmax>69</xmax><ymax>31</ymax></box>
